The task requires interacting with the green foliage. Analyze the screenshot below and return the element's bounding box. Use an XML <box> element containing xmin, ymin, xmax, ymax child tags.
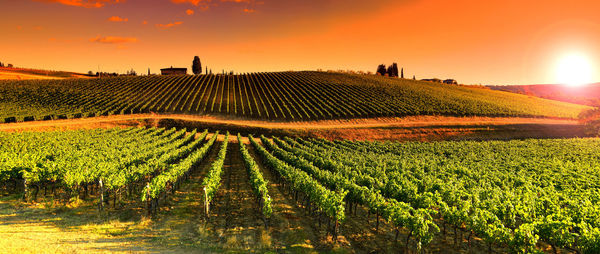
<box><xmin>238</xmin><ymin>133</ymin><xmax>272</xmax><ymax>219</ymax></box>
<box><xmin>202</xmin><ymin>132</ymin><xmax>229</xmax><ymax>205</ymax></box>
<box><xmin>269</xmin><ymin>136</ymin><xmax>439</xmax><ymax>247</ymax></box>
<box><xmin>579</xmin><ymin>222</ymin><xmax>600</xmax><ymax>254</ymax></box>
<box><xmin>142</xmin><ymin>130</ymin><xmax>216</xmax><ymax>201</ymax></box>
<box><xmin>249</xmin><ymin>134</ymin><xmax>346</xmax><ymax>223</ymax></box>
<box><xmin>3</xmin><ymin>129</ymin><xmax>600</xmax><ymax>252</ymax></box>
<box><xmin>510</xmin><ymin>223</ymin><xmax>541</xmax><ymax>254</ymax></box>
<box><xmin>534</xmin><ymin>214</ymin><xmax>576</xmax><ymax>251</ymax></box>
<box><xmin>281</xmin><ymin>136</ymin><xmax>600</xmax><ymax>252</ymax></box>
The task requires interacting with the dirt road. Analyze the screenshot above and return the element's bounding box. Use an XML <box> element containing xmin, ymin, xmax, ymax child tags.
<box><xmin>0</xmin><ymin>113</ymin><xmax>586</xmax><ymax>141</ymax></box>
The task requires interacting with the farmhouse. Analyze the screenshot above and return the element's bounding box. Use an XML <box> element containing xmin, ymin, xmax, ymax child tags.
<box><xmin>161</xmin><ymin>67</ymin><xmax>187</xmax><ymax>75</ymax></box>
<box><xmin>443</xmin><ymin>79</ymin><xmax>458</xmax><ymax>84</ymax></box>
<box><xmin>421</xmin><ymin>78</ymin><xmax>442</xmax><ymax>83</ymax></box>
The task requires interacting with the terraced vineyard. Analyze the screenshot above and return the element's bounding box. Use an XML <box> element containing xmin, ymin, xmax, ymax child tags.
<box><xmin>0</xmin><ymin>72</ymin><xmax>589</xmax><ymax>123</ymax></box>
<box><xmin>2</xmin><ymin>127</ymin><xmax>600</xmax><ymax>253</ymax></box>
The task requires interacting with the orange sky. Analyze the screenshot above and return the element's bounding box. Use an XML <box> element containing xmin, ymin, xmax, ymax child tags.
<box><xmin>1</xmin><ymin>0</ymin><xmax>599</xmax><ymax>85</ymax></box>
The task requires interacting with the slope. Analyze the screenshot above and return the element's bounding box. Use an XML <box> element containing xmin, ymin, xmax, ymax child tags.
<box><xmin>0</xmin><ymin>71</ymin><xmax>590</xmax><ymax>123</ymax></box>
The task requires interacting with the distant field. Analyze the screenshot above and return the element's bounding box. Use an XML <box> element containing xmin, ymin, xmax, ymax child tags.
<box><xmin>0</xmin><ymin>67</ymin><xmax>92</xmax><ymax>81</ymax></box>
<box><xmin>490</xmin><ymin>83</ymin><xmax>600</xmax><ymax>107</ymax></box>
<box><xmin>0</xmin><ymin>71</ymin><xmax>591</xmax><ymax>123</ymax></box>
<box><xmin>0</xmin><ymin>70</ymin><xmax>65</xmax><ymax>80</ymax></box>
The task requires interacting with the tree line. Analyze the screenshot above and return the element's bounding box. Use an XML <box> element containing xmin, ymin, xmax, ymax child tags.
<box><xmin>192</xmin><ymin>56</ymin><xmax>238</xmax><ymax>75</ymax></box>
<box><xmin>376</xmin><ymin>63</ymin><xmax>405</xmax><ymax>78</ymax></box>
<box><xmin>0</xmin><ymin>61</ymin><xmax>14</xmax><ymax>68</ymax></box>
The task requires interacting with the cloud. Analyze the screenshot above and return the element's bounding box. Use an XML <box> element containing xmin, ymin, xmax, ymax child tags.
<box><xmin>34</xmin><ymin>0</ymin><xmax>124</xmax><ymax>8</ymax></box>
<box><xmin>172</xmin><ymin>0</ymin><xmax>212</xmax><ymax>10</ymax></box>
<box><xmin>108</xmin><ymin>16</ymin><xmax>128</xmax><ymax>22</ymax></box>
<box><xmin>221</xmin><ymin>0</ymin><xmax>253</xmax><ymax>3</ymax></box>
<box><xmin>156</xmin><ymin>21</ymin><xmax>184</xmax><ymax>29</ymax></box>
<box><xmin>171</xmin><ymin>0</ymin><xmax>260</xmax><ymax>11</ymax></box>
<box><xmin>90</xmin><ymin>36</ymin><xmax>138</xmax><ymax>44</ymax></box>
<box><xmin>49</xmin><ymin>37</ymin><xmax>80</xmax><ymax>43</ymax></box>
<box><xmin>186</xmin><ymin>9</ymin><xmax>195</xmax><ymax>15</ymax></box>
<box><xmin>171</xmin><ymin>0</ymin><xmax>210</xmax><ymax>5</ymax></box>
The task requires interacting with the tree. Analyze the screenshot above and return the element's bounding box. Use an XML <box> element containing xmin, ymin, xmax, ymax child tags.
<box><xmin>205</xmin><ymin>66</ymin><xmax>208</xmax><ymax>75</ymax></box>
<box><xmin>386</xmin><ymin>63</ymin><xmax>399</xmax><ymax>77</ymax></box>
<box><xmin>401</xmin><ymin>68</ymin><xmax>404</xmax><ymax>79</ymax></box>
<box><xmin>148</xmin><ymin>68</ymin><xmax>150</xmax><ymax>76</ymax></box>
<box><xmin>0</xmin><ymin>62</ymin><xmax>3</xmax><ymax>67</ymax></box>
<box><xmin>87</xmin><ymin>71</ymin><xmax>93</xmax><ymax>75</ymax></box>
<box><xmin>126</xmin><ymin>68</ymin><xmax>137</xmax><ymax>76</ymax></box>
<box><xmin>387</xmin><ymin>65</ymin><xmax>394</xmax><ymax>77</ymax></box>
<box><xmin>413</xmin><ymin>75</ymin><xmax>416</xmax><ymax>80</ymax></box>
<box><xmin>7</xmin><ymin>63</ymin><xmax>13</xmax><ymax>68</ymax></box>
<box><xmin>376</xmin><ymin>64</ymin><xmax>387</xmax><ymax>76</ymax></box>
<box><xmin>192</xmin><ymin>56</ymin><xmax>202</xmax><ymax>75</ymax></box>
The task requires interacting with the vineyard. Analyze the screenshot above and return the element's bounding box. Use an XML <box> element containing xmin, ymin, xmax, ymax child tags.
<box><xmin>0</xmin><ymin>72</ymin><xmax>590</xmax><ymax>123</ymax></box>
<box><xmin>2</xmin><ymin>127</ymin><xmax>600</xmax><ymax>253</ymax></box>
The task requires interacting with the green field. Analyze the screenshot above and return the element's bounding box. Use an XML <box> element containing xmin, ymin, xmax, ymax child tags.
<box><xmin>0</xmin><ymin>72</ymin><xmax>590</xmax><ymax>123</ymax></box>
<box><xmin>2</xmin><ymin>127</ymin><xmax>600</xmax><ymax>253</ymax></box>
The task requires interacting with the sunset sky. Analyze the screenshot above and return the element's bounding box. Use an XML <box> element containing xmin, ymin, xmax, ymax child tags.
<box><xmin>1</xmin><ymin>0</ymin><xmax>599</xmax><ymax>85</ymax></box>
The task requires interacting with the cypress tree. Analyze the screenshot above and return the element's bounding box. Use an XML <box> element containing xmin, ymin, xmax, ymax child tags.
<box><xmin>192</xmin><ymin>56</ymin><xmax>202</xmax><ymax>75</ymax></box>
<box><xmin>376</xmin><ymin>64</ymin><xmax>387</xmax><ymax>76</ymax></box>
<box><xmin>401</xmin><ymin>68</ymin><xmax>404</xmax><ymax>78</ymax></box>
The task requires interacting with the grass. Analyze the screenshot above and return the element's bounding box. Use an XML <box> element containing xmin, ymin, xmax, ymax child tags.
<box><xmin>0</xmin><ymin>175</ymin><xmax>345</xmax><ymax>253</ymax></box>
<box><xmin>0</xmin><ymin>70</ymin><xmax>65</xmax><ymax>80</ymax></box>
<box><xmin>0</xmin><ymin>194</ymin><xmax>164</xmax><ymax>253</ymax></box>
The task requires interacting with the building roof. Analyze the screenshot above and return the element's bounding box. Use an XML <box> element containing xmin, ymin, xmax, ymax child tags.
<box><xmin>160</xmin><ymin>67</ymin><xmax>187</xmax><ymax>71</ymax></box>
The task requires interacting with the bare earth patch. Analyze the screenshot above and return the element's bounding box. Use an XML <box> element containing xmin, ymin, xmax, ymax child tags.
<box><xmin>0</xmin><ymin>114</ymin><xmax>585</xmax><ymax>142</ymax></box>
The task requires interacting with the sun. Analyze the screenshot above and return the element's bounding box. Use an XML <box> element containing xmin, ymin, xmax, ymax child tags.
<box><xmin>554</xmin><ymin>53</ymin><xmax>594</xmax><ymax>87</ymax></box>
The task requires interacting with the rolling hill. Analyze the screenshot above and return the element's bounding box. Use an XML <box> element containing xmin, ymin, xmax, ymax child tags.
<box><xmin>0</xmin><ymin>71</ymin><xmax>591</xmax><ymax>123</ymax></box>
<box><xmin>490</xmin><ymin>83</ymin><xmax>600</xmax><ymax>107</ymax></box>
<box><xmin>0</xmin><ymin>66</ymin><xmax>91</xmax><ymax>80</ymax></box>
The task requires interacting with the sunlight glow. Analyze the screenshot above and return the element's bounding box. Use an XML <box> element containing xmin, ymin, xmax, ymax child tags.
<box><xmin>555</xmin><ymin>53</ymin><xmax>594</xmax><ymax>86</ymax></box>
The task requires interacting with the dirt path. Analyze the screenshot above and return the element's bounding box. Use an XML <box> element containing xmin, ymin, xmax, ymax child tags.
<box><xmin>143</xmin><ymin>135</ymin><xmax>225</xmax><ymax>252</ymax></box>
<box><xmin>0</xmin><ymin>114</ymin><xmax>585</xmax><ymax>142</ymax></box>
<box><xmin>208</xmin><ymin>141</ymin><xmax>268</xmax><ymax>250</ymax></box>
<box><xmin>0</xmin><ymin>113</ymin><xmax>580</xmax><ymax>131</ymax></box>
<box><xmin>245</xmin><ymin>140</ymin><xmax>351</xmax><ymax>252</ymax></box>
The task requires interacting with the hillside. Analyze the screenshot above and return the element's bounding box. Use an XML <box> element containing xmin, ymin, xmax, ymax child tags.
<box><xmin>0</xmin><ymin>66</ymin><xmax>90</xmax><ymax>80</ymax></box>
<box><xmin>0</xmin><ymin>71</ymin><xmax>590</xmax><ymax>123</ymax></box>
<box><xmin>490</xmin><ymin>83</ymin><xmax>600</xmax><ymax>107</ymax></box>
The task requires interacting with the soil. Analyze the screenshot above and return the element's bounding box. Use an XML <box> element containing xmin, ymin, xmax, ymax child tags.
<box><xmin>0</xmin><ymin>114</ymin><xmax>587</xmax><ymax>142</ymax></box>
